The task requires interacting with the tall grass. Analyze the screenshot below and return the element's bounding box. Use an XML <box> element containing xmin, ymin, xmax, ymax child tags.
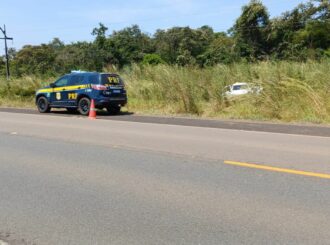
<box><xmin>122</xmin><ymin>60</ymin><xmax>330</xmax><ymax>123</ymax></box>
<box><xmin>0</xmin><ymin>60</ymin><xmax>329</xmax><ymax>123</ymax></box>
<box><xmin>0</xmin><ymin>76</ymin><xmax>54</xmax><ymax>107</ymax></box>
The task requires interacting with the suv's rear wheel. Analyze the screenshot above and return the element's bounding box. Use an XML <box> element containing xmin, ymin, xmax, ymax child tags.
<box><xmin>78</xmin><ymin>97</ymin><xmax>91</xmax><ymax>116</ymax></box>
<box><xmin>107</xmin><ymin>105</ymin><xmax>121</xmax><ymax>115</ymax></box>
<box><xmin>37</xmin><ymin>96</ymin><xmax>51</xmax><ymax>113</ymax></box>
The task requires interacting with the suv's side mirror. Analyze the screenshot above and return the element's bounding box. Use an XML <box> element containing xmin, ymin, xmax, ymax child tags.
<box><xmin>49</xmin><ymin>83</ymin><xmax>56</xmax><ymax>88</ymax></box>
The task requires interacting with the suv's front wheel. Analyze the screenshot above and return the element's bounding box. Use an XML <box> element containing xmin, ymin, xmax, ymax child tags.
<box><xmin>77</xmin><ymin>97</ymin><xmax>91</xmax><ymax>116</ymax></box>
<box><xmin>37</xmin><ymin>96</ymin><xmax>51</xmax><ymax>113</ymax></box>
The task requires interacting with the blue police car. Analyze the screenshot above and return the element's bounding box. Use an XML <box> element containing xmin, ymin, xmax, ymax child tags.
<box><xmin>35</xmin><ymin>71</ymin><xmax>127</xmax><ymax>115</ymax></box>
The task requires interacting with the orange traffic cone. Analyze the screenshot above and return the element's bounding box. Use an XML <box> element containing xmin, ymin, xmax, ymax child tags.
<box><xmin>89</xmin><ymin>99</ymin><xmax>97</xmax><ymax>120</ymax></box>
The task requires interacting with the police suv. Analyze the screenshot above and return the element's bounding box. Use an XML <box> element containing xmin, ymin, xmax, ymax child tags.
<box><xmin>36</xmin><ymin>71</ymin><xmax>127</xmax><ymax>115</ymax></box>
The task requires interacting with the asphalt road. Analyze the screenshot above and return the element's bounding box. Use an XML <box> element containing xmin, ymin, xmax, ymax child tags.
<box><xmin>1</xmin><ymin>107</ymin><xmax>330</xmax><ymax>137</ymax></box>
<box><xmin>0</xmin><ymin>111</ymin><xmax>329</xmax><ymax>244</ymax></box>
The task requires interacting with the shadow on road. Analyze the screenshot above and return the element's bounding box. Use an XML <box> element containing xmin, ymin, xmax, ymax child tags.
<box><xmin>50</xmin><ymin>109</ymin><xmax>135</xmax><ymax>117</ymax></box>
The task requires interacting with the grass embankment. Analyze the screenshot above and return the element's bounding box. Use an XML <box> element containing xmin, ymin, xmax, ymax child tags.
<box><xmin>1</xmin><ymin>61</ymin><xmax>329</xmax><ymax>124</ymax></box>
<box><xmin>0</xmin><ymin>76</ymin><xmax>51</xmax><ymax>108</ymax></box>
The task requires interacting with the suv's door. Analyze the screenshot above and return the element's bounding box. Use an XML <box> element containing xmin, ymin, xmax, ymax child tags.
<box><xmin>50</xmin><ymin>75</ymin><xmax>70</xmax><ymax>106</ymax></box>
<box><xmin>66</xmin><ymin>74</ymin><xmax>85</xmax><ymax>106</ymax></box>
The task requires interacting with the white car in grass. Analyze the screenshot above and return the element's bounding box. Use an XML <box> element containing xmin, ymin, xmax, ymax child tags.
<box><xmin>224</xmin><ymin>82</ymin><xmax>262</xmax><ymax>97</ymax></box>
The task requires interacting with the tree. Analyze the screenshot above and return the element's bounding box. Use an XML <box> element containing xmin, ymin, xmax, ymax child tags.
<box><xmin>106</xmin><ymin>25</ymin><xmax>153</xmax><ymax>67</ymax></box>
<box><xmin>55</xmin><ymin>42</ymin><xmax>102</xmax><ymax>73</ymax></box>
<box><xmin>232</xmin><ymin>0</ymin><xmax>270</xmax><ymax>60</ymax></box>
<box><xmin>4</xmin><ymin>0</ymin><xmax>330</xmax><ymax>76</ymax></box>
<box><xmin>268</xmin><ymin>0</ymin><xmax>330</xmax><ymax>60</ymax></box>
<box><xmin>154</xmin><ymin>26</ymin><xmax>214</xmax><ymax>65</ymax></box>
<box><xmin>201</xmin><ymin>33</ymin><xmax>239</xmax><ymax>65</ymax></box>
<box><xmin>49</xmin><ymin>38</ymin><xmax>65</xmax><ymax>51</ymax></box>
<box><xmin>0</xmin><ymin>56</ymin><xmax>5</xmax><ymax>76</ymax></box>
<box><xmin>13</xmin><ymin>44</ymin><xmax>56</xmax><ymax>76</ymax></box>
<box><xmin>142</xmin><ymin>54</ymin><xmax>165</xmax><ymax>65</ymax></box>
<box><xmin>92</xmin><ymin>23</ymin><xmax>108</xmax><ymax>48</ymax></box>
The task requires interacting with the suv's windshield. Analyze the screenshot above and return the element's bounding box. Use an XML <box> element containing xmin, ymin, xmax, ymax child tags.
<box><xmin>101</xmin><ymin>74</ymin><xmax>123</xmax><ymax>86</ymax></box>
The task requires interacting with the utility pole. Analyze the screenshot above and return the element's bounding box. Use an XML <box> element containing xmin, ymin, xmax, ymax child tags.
<box><xmin>0</xmin><ymin>25</ymin><xmax>13</xmax><ymax>80</ymax></box>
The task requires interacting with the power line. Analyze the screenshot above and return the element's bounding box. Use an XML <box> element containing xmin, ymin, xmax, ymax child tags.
<box><xmin>0</xmin><ymin>25</ymin><xmax>13</xmax><ymax>80</ymax></box>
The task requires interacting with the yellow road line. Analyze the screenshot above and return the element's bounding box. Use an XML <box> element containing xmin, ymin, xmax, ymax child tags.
<box><xmin>224</xmin><ymin>160</ymin><xmax>330</xmax><ymax>180</ymax></box>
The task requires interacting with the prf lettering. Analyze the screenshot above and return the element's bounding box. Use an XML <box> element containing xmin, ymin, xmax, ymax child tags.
<box><xmin>68</xmin><ymin>93</ymin><xmax>77</xmax><ymax>100</ymax></box>
<box><xmin>108</xmin><ymin>77</ymin><xmax>119</xmax><ymax>83</ymax></box>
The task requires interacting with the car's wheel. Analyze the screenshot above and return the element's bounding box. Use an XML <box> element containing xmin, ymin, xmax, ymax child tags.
<box><xmin>37</xmin><ymin>96</ymin><xmax>51</xmax><ymax>113</ymax></box>
<box><xmin>77</xmin><ymin>97</ymin><xmax>91</xmax><ymax>116</ymax></box>
<box><xmin>66</xmin><ymin>108</ymin><xmax>78</xmax><ymax>114</ymax></box>
<box><xmin>106</xmin><ymin>105</ymin><xmax>121</xmax><ymax>115</ymax></box>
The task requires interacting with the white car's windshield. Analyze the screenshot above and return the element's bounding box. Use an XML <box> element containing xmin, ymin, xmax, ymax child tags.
<box><xmin>233</xmin><ymin>85</ymin><xmax>248</xmax><ymax>90</ymax></box>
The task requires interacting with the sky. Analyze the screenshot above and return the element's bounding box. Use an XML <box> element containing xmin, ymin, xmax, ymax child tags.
<box><xmin>1</xmin><ymin>0</ymin><xmax>306</xmax><ymax>51</ymax></box>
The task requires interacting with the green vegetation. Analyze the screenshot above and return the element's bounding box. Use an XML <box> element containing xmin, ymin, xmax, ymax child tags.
<box><xmin>1</xmin><ymin>0</ymin><xmax>329</xmax><ymax>76</ymax></box>
<box><xmin>1</xmin><ymin>60</ymin><xmax>329</xmax><ymax>123</ymax></box>
<box><xmin>0</xmin><ymin>0</ymin><xmax>329</xmax><ymax>123</ymax></box>
<box><xmin>0</xmin><ymin>76</ymin><xmax>53</xmax><ymax>107</ymax></box>
<box><xmin>110</xmin><ymin>61</ymin><xmax>330</xmax><ymax>123</ymax></box>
